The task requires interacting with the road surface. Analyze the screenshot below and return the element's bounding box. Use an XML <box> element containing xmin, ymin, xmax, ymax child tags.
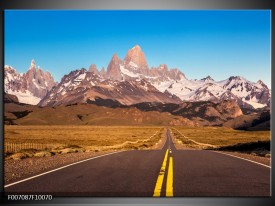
<box><xmin>5</xmin><ymin>129</ymin><xmax>270</xmax><ymax>196</ymax></box>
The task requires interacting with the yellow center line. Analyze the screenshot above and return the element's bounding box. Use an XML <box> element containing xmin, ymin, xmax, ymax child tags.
<box><xmin>153</xmin><ymin>149</ymin><xmax>169</xmax><ymax>197</ymax></box>
<box><xmin>166</xmin><ymin>157</ymin><xmax>173</xmax><ymax>197</ymax></box>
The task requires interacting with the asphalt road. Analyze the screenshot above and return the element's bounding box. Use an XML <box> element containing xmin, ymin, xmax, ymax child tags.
<box><xmin>5</xmin><ymin>129</ymin><xmax>270</xmax><ymax>197</ymax></box>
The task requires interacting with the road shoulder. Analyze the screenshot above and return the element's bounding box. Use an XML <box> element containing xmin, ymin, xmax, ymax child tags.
<box><xmin>4</xmin><ymin>151</ymin><xmax>114</xmax><ymax>185</ymax></box>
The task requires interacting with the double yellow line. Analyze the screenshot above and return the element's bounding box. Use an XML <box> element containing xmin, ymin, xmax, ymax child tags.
<box><xmin>153</xmin><ymin>149</ymin><xmax>173</xmax><ymax>197</ymax></box>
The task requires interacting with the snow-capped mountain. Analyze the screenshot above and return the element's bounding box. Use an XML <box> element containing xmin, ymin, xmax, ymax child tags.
<box><xmin>157</xmin><ymin>75</ymin><xmax>270</xmax><ymax>109</ymax></box>
<box><xmin>4</xmin><ymin>60</ymin><xmax>56</xmax><ymax>105</ymax></box>
<box><xmin>105</xmin><ymin>45</ymin><xmax>186</xmax><ymax>83</ymax></box>
<box><xmin>38</xmin><ymin>68</ymin><xmax>181</xmax><ymax>107</ymax></box>
<box><xmin>100</xmin><ymin>44</ymin><xmax>270</xmax><ymax>109</ymax></box>
<box><xmin>4</xmin><ymin>45</ymin><xmax>271</xmax><ymax>109</ymax></box>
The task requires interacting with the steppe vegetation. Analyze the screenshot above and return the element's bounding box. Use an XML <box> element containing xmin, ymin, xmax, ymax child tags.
<box><xmin>4</xmin><ymin>125</ymin><xmax>165</xmax><ymax>160</ymax></box>
<box><xmin>171</xmin><ymin>127</ymin><xmax>270</xmax><ymax>156</ymax></box>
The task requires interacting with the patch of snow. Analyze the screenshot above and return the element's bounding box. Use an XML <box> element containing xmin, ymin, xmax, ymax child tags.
<box><xmin>63</xmin><ymin>81</ymin><xmax>71</xmax><ymax>88</ymax></box>
<box><xmin>242</xmin><ymin>98</ymin><xmax>266</xmax><ymax>109</ymax></box>
<box><xmin>144</xmin><ymin>75</ymin><xmax>158</xmax><ymax>79</ymax></box>
<box><xmin>120</xmin><ymin>65</ymin><xmax>140</xmax><ymax>78</ymax></box>
<box><xmin>75</xmin><ymin>73</ymin><xmax>86</xmax><ymax>82</ymax></box>
<box><xmin>153</xmin><ymin>78</ymin><xmax>205</xmax><ymax>100</ymax></box>
<box><xmin>195</xmin><ymin>91</ymin><xmax>212</xmax><ymax>101</ymax></box>
<box><xmin>128</xmin><ymin>61</ymin><xmax>138</xmax><ymax>68</ymax></box>
<box><xmin>254</xmin><ymin>81</ymin><xmax>268</xmax><ymax>90</ymax></box>
<box><xmin>5</xmin><ymin>65</ymin><xmax>12</xmax><ymax>69</ymax></box>
<box><xmin>32</xmin><ymin>79</ymin><xmax>40</xmax><ymax>88</ymax></box>
<box><xmin>140</xmin><ymin>82</ymin><xmax>149</xmax><ymax>91</ymax></box>
<box><xmin>153</xmin><ymin>81</ymin><xmax>173</xmax><ymax>92</ymax></box>
<box><xmin>199</xmin><ymin>84</ymin><xmax>225</xmax><ymax>97</ymax></box>
<box><xmin>251</xmin><ymin>96</ymin><xmax>258</xmax><ymax>102</ymax></box>
<box><xmin>5</xmin><ymin>72</ymin><xmax>14</xmax><ymax>81</ymax></box>
<box><xmin>216</xmin><ymin>79</ymin><xmax>228</xmax><ymax>87</ymax></box>
<box><xmin>61</xmin><ymin>90</ymin><xmax>67</xmax><ymax>95</ymax></box>
<box><xmin>7</xmin><ymin>90</ymin><xmax>41</xmax><ymax>105</ymax></box>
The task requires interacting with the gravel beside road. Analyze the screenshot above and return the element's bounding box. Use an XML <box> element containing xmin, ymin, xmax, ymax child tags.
<box><xmin>4</xmin><ymin>134</ymin><xmax>166</xmax><ymax>185</ymax></box>
<box><xmin>6</xmin><ymin>132</ymin><xmax>268</xmax><ymax>187</ymax></box>
<box><xmin>171</xmin><ymin>131</ymin><xmax>270</xmax><ymax>167</ymax></box>
<box><xmin>4</xmin><ymin>151</ymin><xmax>113</xmax><ymax>185</ymax></box>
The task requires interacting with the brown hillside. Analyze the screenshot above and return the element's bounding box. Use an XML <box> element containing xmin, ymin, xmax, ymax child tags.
<box><xmin>9</xmin><ymin>103</ymin><xmax>198</xmax><ymax>126</ymax></box>
<box><xmin>223</xmin><ymin>111</ymin><xmax>270</xmax><ymax>131</ymax></box>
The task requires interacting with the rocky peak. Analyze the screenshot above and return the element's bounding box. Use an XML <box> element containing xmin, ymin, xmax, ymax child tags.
<box><xmin>132</xmin><ymin>44</ymin><xmax>141</xmax><ymax>50</ymax></box>
<box><xmin>159</xmin><ymin>64</ymin><xmax>169</xmax><ymax>71</ymax></box>
<box><xmin>106</xmin><ymin>53</ymin><xmax>122</xmax><ymax>81</ymax></box>
<box><xmin>99</xmin><ymin>67</ymin><xmax>106</xmax><ymax>78</ymax></box>
<box><xmin>100</xmin><ymin>67</ymin><xmax>105</xmax><ymax>73</ymax></box>
<box><xmin>25</xmin><ymin>61</ymin><xmax>56</xmax><ymax>98</ymax></box>
<box><xmin>37</xmin><ymin>66</ymin><xmax>43</xmax><ymax>76</ymax></box>
<box><xmin>5</xmin><ymin>65</ymin><xmax>16</xmax><ymax>74</ymax></box>
<box><xmin>4</xmin><ymin>66</ymin><xmax>28</xmax><ymax>94</ymax></box>
<box><xmin>4</xmin><ymin>60</ymin><xmax>56</xmax><ymax>105</ymax></box>
<box><xmin>111</xmin><ymin>53</ymin><xmax>120</xmax><ymax>63</ymax></box>
<box><xmin>30</xmin><ymin>59</ymin><xmax>36</xmax><ymax>70</ymax></box>
<box><xmin>223</xmin><ymin>76</ymin><xmax>248</xmax><ymax>90</ymax></box>
<box><xmin>149</xmin><ymin>65</ymin><xmax>185</xmax><ymax>82</ymax></box>
<box><xmin>169</xmin><ymin>68</ymin><xmax>186</xmax><ymax>80</ymax></box>
<box><xmin>201</xmin><ymin>75</ymin><xmax>214</xmax><ymax>82</ymax></box>
<box><xmin>228</xmin><ymin>76</ymin><xmax>244</xmax><ymax>82</ymax></box>
<box><xmin>257</xmin><ymin>80</ymin><xmax>264</xmax><ymax>84</ymax></box>
<box><xmin>45</xmin><ymin>70</ymin><xmax>52</xmax><ymax>77</ymax></box>
<box><xmin>257</xmin><ymin>80</ymin><xmax>269</xmax><ymax>90</ymax></box>
<box><xmin>89</xmin><ymin>64</ymin><xmax>99</xmax><ymax>75</ymax></box>
<box><xmin>124</xmin><ymin>45</ymin><xmax>148</xmax><ymax>69</ymax></box>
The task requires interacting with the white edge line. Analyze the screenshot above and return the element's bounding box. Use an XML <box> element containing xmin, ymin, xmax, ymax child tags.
<box><xmin>212</xmin><ymin>151</ymin><xmax>271</xmax><ymax>169</ymax></box>
<box><xmin>4</xmin><ymin>150</ymin><xmax>124</xmax><ymax>188</ymax></box>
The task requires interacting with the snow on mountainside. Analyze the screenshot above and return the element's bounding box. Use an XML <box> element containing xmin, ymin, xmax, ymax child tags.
<box><xmin>38</xmin><ymin>68</ymin><xmax>181</xmax><ymax>107</ymax></box>
<box><xmin>4</xmin><ymin>60</ymin><xmax>56</xmax><ymax>105</ymax></box>
<box><xmin>102</xmin><ymin>45</ymin><xmax>270</xmax><ymax>109</ymax></box>
<box><xmin>102</xmin><ymin>45</ymin><xmax>270</xmax><ymax>108</ymax></box>
<box><xmin>155</xmin><ymin>75</ymin><xmax>270</xmax><ymax>109</ymax></box>
<box><xmin>106</xmin><ymin>46</ymin><xmax>186</xmax><ymax>84</ymax></box>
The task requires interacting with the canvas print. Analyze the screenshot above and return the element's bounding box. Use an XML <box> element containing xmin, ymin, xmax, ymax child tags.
<box><xmin>4</xmin><ymin>10</ymin><xmax>271</xmax><ymax>197</ymax></box>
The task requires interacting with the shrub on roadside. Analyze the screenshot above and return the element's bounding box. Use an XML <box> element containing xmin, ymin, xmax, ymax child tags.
<box><xmin>9</xmin><ymin>152</ymin><xmax>27</xmax><ymax>160</ymax></box>
<box><xmin>34</xmin><ymin>151</ymin><xmax>52</xmax><ymax>157</ymax></box>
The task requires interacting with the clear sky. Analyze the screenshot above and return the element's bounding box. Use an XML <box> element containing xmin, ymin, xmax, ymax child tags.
<box><xmin>4</xmin><ymin>10</ymin><xmax>271</xmax><ymax>88</ymax></box>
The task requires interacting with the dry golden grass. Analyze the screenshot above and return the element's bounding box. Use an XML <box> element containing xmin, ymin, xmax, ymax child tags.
<box><xmin>4</xmin><ymin>125</ymin><xmax>164</xmax><ymax>154</ymax></box>
<box><xmin>172</xmin><ymin>127</ymin><xmax>270</xmax><ymax>147</ymax></box>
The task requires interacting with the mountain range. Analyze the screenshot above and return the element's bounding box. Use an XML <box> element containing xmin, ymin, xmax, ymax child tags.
<box><xmin>4</xmin><ymin>45</ymin><xmax>271</xmax><ymax>110</ymax></box>
<box><xmin>4</xmin><ymin>60</ymin><xmax>56</xmax><ymax>105</ymax></box>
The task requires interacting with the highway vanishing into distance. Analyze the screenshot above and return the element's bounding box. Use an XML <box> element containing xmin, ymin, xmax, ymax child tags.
<box><xmin>5</xmin><ymin>129</ymin><xmax>270</xmax><ymax>197</ymax></box>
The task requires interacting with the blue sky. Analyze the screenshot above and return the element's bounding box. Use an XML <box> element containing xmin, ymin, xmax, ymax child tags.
<box><xmin>5</xmin><ymin>10</ymin><xmax>271</xmax><ymax>87</ymax></box>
